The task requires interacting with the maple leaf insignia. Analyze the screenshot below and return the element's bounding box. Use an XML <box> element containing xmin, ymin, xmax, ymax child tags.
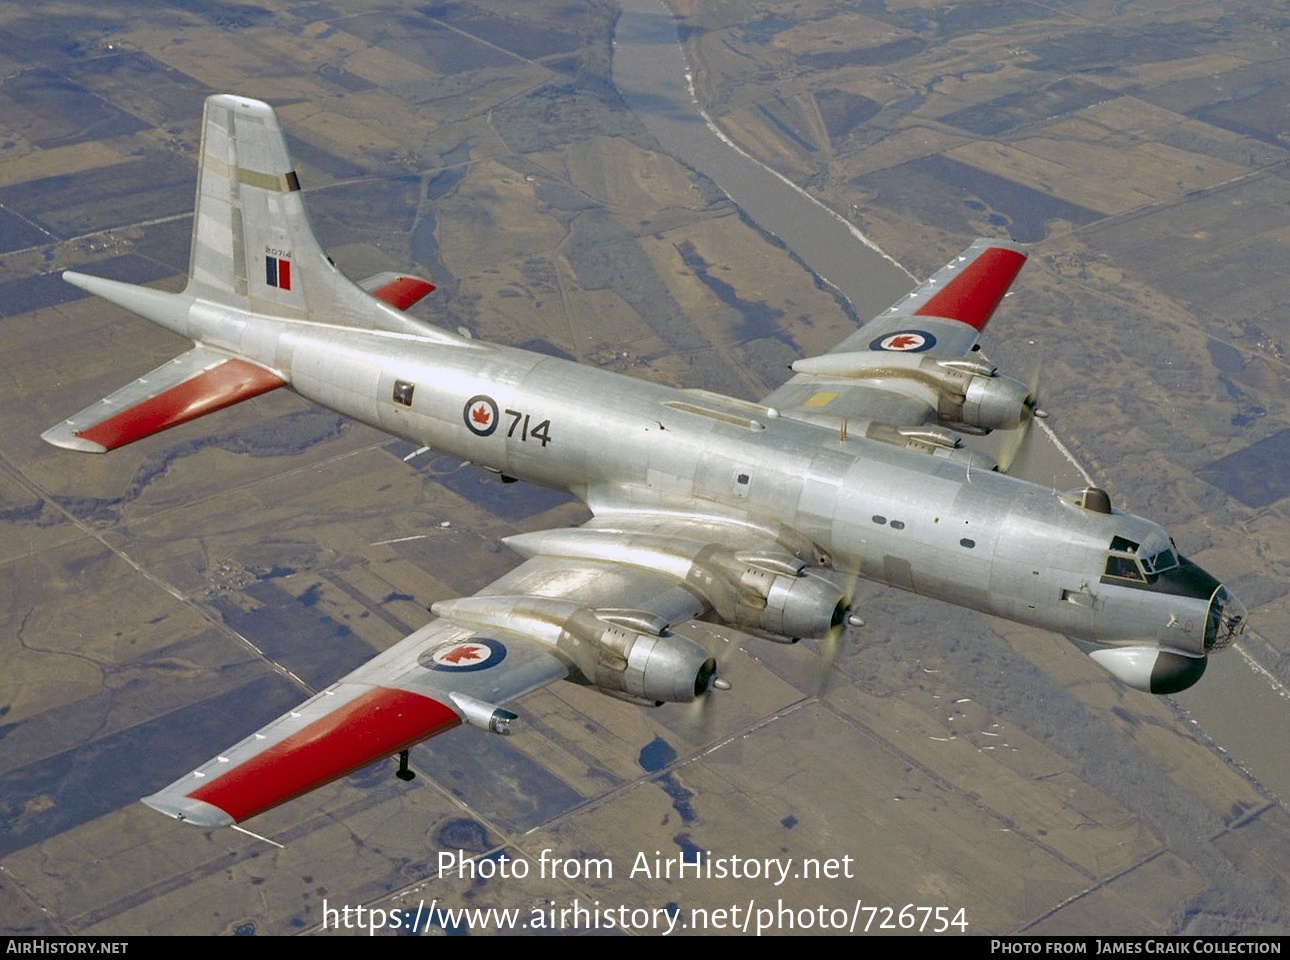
<box><xmin>440</xmin><ymin>644</ymin><xmax>484</xmax><ymax>664</ymax></box>
<box><xmin>471</xmin><ymin>404</ymin><xmax>492</xmax><ymax>426</ymax></box>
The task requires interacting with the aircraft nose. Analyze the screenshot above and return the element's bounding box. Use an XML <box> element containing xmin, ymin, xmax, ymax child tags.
<box><xmin>1204</xmin><ymin>584</ymin><xmax>1247</xmax><ymax>652</ymax></box>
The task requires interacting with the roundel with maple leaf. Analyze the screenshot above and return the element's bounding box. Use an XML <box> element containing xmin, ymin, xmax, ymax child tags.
<box><xmin>421</xmin><ymin>637</ymin><xmax>507</xmax><ymax>672</ymax></box>
<box><xmin>869</xmin><ymin>329</ymin><xmax>937</xmax><ymax>353</ymax></box>
<box><xmin>463</xmin><ymin>394</ymin><xmax>499</xmax><ymax>436</ymax></box>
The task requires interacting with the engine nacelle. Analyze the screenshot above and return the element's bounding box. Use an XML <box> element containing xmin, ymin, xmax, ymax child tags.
<box><xmin>938</xmin><ymin>372</ymin><xmax>1033</xmax><ymax>432</ymax></box>
<box><xmin>430</xmin><ymin>596</ymin><xmax>717</xmax><ymax>705</ymax></box>
<box><xmin>500</xmin><ymin>528</ymin><xmax>846</xmax><ymax>644</ymax></box>
<box><xmin>687</xmin><ymin>547</ymin><xmax>849</xmax><ymax>641</ymax></box>
<box><xmin>1088</xmin><ymin>646</ymin><xmax>1207</xmax><ymax>694</ymax></box>
<box><xmin>745</xmin><ymin>567</ymin><xmax>849</xmax><ymax>639</ymax></box>
<box><xmin>563</xmin><ymin>607</ymin><xmax>717</xmax><ymax>704</ymax></box>
<box><xmin>786</xmin><ymin>351</ymin><xmax>1035</xmax><ymax>435</ymax></box>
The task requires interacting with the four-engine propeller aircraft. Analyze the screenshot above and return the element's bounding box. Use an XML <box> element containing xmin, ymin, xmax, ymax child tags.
<box><xmin>43</xmin><ymin>95</ymin><xmax>1246</xmax><ymax>828</ymax></box>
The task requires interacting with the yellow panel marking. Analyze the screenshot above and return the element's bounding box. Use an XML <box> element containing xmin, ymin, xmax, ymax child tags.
<box><xmin>803</xmin><ymin>391</ymin><xmax>837</xmax><ymax>408</ymax></box>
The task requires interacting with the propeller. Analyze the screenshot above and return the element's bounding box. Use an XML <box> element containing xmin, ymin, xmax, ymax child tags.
<box><xmin>996</xmin><ymin>360</ymin><xmax>1046</xmax><ymax>475</ymax></box>
<box><xmin>678</xmin><ymin>653</ymin><xmax>730</xmax><ymax>740</ymax></box>
<box><xmin>808</xmin><ymin>576</ymin><xmax>864</xmax><ymax>697</ymax></box>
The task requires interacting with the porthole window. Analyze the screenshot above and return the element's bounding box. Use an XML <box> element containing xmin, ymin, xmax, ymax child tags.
<box><xmin>960</xmin><ymin>538</ymin><xmax>975</xmax><ymax>549</ymax></box>
<box><xmin>872</xmin><ymin>515</ymin><xmax>886</xmax><ymax>525</ymax></box>
<box><xmin>392</xmin><ymin>380</ymin><xmax>415</xmax><ymax>407</ymax></box>
<box><xmin>890</xmin><ymin>520</ymin><xmax>905</xmax><ymax>530</ymax></box>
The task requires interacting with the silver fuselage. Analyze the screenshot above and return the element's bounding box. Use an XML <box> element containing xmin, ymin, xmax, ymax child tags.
<box><xmin>179</xmin><ymin>298</ymin><xmax>1236</xmax><ymax>681</ymax></box>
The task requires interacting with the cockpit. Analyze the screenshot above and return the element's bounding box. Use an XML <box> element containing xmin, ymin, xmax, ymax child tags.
<box><xmin>1205</xmin><ymin>585</ymin><xmax>1246</xmax><ymax>651</ymax></box>
<box><xmin>1047</xmin><ymin>488</ymin><xmax>1247</xmax><ymax>690</ymax></box>
<box><xmin>1101</xmin><ymin>535</ymin><xmax>1178</xmax><ymax>584</ymax></box>
<box><xmin>1100</xmin><ymin>533</ymin><xmax>1246</xmax><ymax>653</ymax></box>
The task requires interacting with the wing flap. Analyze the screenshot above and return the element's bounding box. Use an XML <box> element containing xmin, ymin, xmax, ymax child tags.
<box><xmin>41</xmin><ymin>345</ymin><xmax>285</xmax><ymax>453</ymax></box>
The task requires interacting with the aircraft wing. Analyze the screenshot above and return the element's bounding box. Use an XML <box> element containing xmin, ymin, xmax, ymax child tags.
<box><xmin>41</xmin><ymin>343</ymin><xmax>285</xmax><ymax>453</ymax></box>
<box><xmin>141</xmin><ymin>517</ymin><xmax>740</xmax><ymax>828</ymax></box>
<box><xmin>762</xmin><ymin>239</ymin><xmax>1029</xmax><ymax>435</ymax></box>
<box><xmin>142</xmin><ymin>608</ymin><xmax>571</xmax><ymax>827</ymax></box>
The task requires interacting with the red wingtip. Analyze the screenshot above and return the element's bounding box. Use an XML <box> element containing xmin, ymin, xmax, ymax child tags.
<box><xmin>76</xmin><ymin>359</ymin><xmax>285</xmax><ymax>451</ymax></box>
<box><xmin>915</xmin><ymin>246</ymin><xmax>1027</xmax><ymax>331</ymax></box>
<box><xmin>187</xmin><ymin>687</ymin><xmax>460</xmax><ymax>824</ymax></box>
<box><xmin>370</xmin><ymin>276</ymin><xmax>436</xmax><ymax>311</ymax></box>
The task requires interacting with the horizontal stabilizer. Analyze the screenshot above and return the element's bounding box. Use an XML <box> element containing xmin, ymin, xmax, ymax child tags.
<box><xmin>359</xmin><ymin>272</ymin><xmax>437</xmax><ymax>311</ymax></box>
<box><xmin>41</xmin><ymin>345</ymin><xmax>285</xmax><ymax>453</ymax></box>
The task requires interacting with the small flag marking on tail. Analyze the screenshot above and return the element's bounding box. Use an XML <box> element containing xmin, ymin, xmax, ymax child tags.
<box><xmin>266</xmin><ymin>255</ymin><xmax>291</xmax><ymax>290</ymax></box>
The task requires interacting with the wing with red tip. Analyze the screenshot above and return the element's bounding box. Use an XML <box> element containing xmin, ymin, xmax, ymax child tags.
<box><xmin>143</xmin><ymin>617</ymin><xmax>569</xmax><ymax>827</ymax></box>
<box><xmin>142</xmin><ymin>526</ymin><xmax>714</xmax><ymax>828</ymax></box>
<box><xmin>839</xmin><ymin>238</ymin><xmax>1028</xmax><ymax>355</ymax></box>
<box><xmin>40</xmin><ymin>345</ymin><xmax>285</xmax><ymax>453</ymax></box>
<box><xmin>762</xmin><ymin>238</ymin><xmax>1028</xmax><ymax>429</ymax></box>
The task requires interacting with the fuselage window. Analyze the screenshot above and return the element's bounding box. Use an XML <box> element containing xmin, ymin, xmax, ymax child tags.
<box><xmin>393</xmin><ymin>380</ymin><xmax>415</xmax><ymax>407</ymax></box>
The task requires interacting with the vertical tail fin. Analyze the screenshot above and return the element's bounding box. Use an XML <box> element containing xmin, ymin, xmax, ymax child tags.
<box><xmin>186</xmin><ymin>95</ymin><xmax>450</xmax><ymax>338</ymax></box>
<box><xmin>187</xmin><ymin>95</ymin><xmax>320</xmax><ymax>316</ymax></box>
<box><xmin>45</xmin><ymin>96</ymin><xmax>461</xmax><ymax>453</ymax></box>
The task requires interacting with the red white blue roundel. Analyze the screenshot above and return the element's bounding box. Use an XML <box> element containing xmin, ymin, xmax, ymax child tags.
<box><xmin>425</xmin><ymin>637</ymin><xmax>506</xmax><ymax>672</ymax></box>
<box><xmin>870</xmin><ymin>329</ymin><xmax>936</xmax><ymax>352</ymax></box>
<box><xmin>463</xmin><ymin>394</ymin><xmax>499</xmax><ymax>436</ymax></box>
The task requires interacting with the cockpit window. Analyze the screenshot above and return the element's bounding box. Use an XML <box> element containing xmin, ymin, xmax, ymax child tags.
<box><xmin>1142</xmin><ymin>549</ymin><xmax>1177</xmax><ymax>574</ymax></box>
<box><xmin>1104</xmin><ymin>553</ymin><xmax>1145</xmax><ymax>582</ymax></box>
<box><xmin>1104</xmin><ymin>534</ymin><xmax>1178</xmax><ymax>583</ymax></box>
